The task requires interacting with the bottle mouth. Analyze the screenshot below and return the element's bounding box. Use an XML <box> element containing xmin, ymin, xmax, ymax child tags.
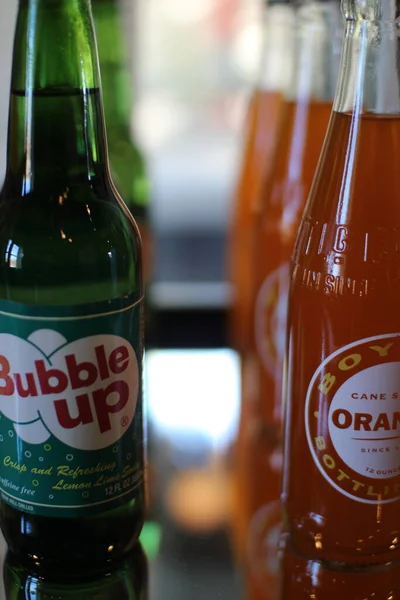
<box><xmin>342</xmin><ymin>0</ymin><xmax>400</xmax><ymax>21</ymax></box>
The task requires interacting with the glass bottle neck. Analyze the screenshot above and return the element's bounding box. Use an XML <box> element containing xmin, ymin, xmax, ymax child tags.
<box><xmin>334</xmin><ymin>4</ymin><xmax>400</xmax><ymax>114</ymax></box>
<box><xmin>287</xmin><ymin>1</ymin><xmax>343</xmax><ymax>103</ymax></box>
<box><xmin>258</xmin><ymin>3</ymin><xmax>296</xmax><ymax>93</ymax></box>
<box><xmin>342</xmin><ymin>0</ymin><xmax>400</xmax><ymax>21</ymax></box>
<box><xmin>4</xmin><ymin>0</ymin><xmax>109</xmax><ymax>196</ymax></box>
<box><xmin>91</xmin><ymin>0</ymin><xmax>132</xmax><ymax>127</ymax></box>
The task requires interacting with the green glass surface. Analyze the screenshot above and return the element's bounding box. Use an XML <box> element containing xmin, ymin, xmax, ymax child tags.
<box><xmin>91</xmin><ymin>0</ymin><xmax>154</xmax><ymax>347</ymax></box>
<box><xmin>3</xmin><ymin>543</ymin><xmax>148</xmax><ymax>599</ymax></box>
<box><xmin>91</xmin><ymin>0</ymin><xmax>149</xmax><ymax>223</ymax></box>
<box><xmin>0</xmin><ymin>0</ymin><xmax>145</xmax><ymax>577</ymax></box>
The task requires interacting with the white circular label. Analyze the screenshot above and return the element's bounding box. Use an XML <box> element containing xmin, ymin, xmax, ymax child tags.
<box><xmin>305</xmin><ymin>333</ymin><xmax>400</xmax><ymax>504</ymax></box>
<box><xmin>329</xmin><ymin>362</ymin><xmax>400</xmax><ymax>479</ymax></box>
<box><xmin>0</xmin><ymin>331</ymin><xmax>139</xmax><ymax>451</ymax></box>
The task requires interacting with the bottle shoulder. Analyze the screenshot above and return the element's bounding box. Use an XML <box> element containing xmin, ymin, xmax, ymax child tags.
<box><xmin>0</xmin><ymin>181</ymin><xmax>142</xmax><ymax>305</ymax></box>
<box><xmin>0</xmin><ymin>177</ymin><xmax>140</xmax><ymax>232</ymax></box>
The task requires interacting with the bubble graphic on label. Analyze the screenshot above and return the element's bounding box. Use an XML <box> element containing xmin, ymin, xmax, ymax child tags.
<box><xmin>0</xmin><ymin>334</ymin><xmax>48</xmax><ymax>424</ymax></box>
<box><xmin>49</xmin><ymin>495</ymin><xmax>54</xmax><ymax>500</ymax></box>
<box><xmin>24</xmin><ymin>451</ymin><xmax>32</xmax><ymax>458</ymax></box>
<box><xmin>28</xmin><ymin>329</ymin><xmax>67</xmax><ymax>356</ymax></box>
<box><xmin>82</xmin><ymin>492</ymin><xmax>89</xmax><ymax>499</ymax></box>
<box><xmin>112</xmin><ymin>446</ymin><xmax>119</xmax><ymax>454</ymax></box>
<box><xmin>126</xmin><ymin>453</ymin><xmax>132</xmax><ymax>460</ymax></box>
<box><xmin>66</xmin><ymin>454</ymin><xmax>74</xmax><ymax>462</ymax></box>
<box><xmin>8</xmin><ymin>430</ymin><xmax>14</xmax><ymax>437</ymax></box>
<box><xmin>0</xmin><ymin>435</ymin><xmax>3</xmax><ymax>442</ymax></box>
<box><xmin>44</xmin><ymin>444</ymin><xmax>52</xmax><ymax>451</ymax></box>
<box><xmin>14</xmin><ymin>419</ymin><xmax>50</xmax><ymax>444</ymax></box>
<box><xmin>32</xmin><ymin>480</ymin><xmax>39</xmax><ymax>487</ymax></box>
<box><xmin>39</xmin><ymin>457</ymin><xmax>44</xmax><ymax>462</ymax></box>
<box><xmin>0</xmin><ymin>333</ymin><xmax>139</xmax><ymax>452</ymax></box>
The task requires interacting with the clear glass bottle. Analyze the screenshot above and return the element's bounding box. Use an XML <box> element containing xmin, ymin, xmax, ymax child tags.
<box><xmin>0</xmin><ymin>0</ymin><xmax>145</xmax><ymax>577</ymax></box>
<box><xmin>228</xmin><ymin>0</ymin><xmax>294</xmax><ymax>354</ymax></box>
<box><xmin>91</xmin><ymin>0</ymin><xmax>151</xmax><ymax>279</ymax></box>
<box><xmin>281</xmin><ymin>0</ymin><xmax>400</xmax><ymax>597</ymax></box>
<box><xmin>246</xmin><ymin>1</ymin><xmax>342</xmax><ymax>598</ymax></box>
<box><xmin>231</xmin><ymin>0</ymin><xmax>296</xmax><ymax>566</ymax></box>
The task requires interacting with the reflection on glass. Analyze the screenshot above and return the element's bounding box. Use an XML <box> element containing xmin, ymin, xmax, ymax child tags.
<box><xmin>3</xmin><ymin>542</ymin><xmax>148</xmax><ymax>599</ymax></box>
<box><xmin>247</xmin><ymin>501</ymin><xmax>282</xmax><ymax>600</ymax></box>
<box><xmin>229</xmin><ymin>1</ymin><xmax>296</xmax><ymax>575</ymax></box>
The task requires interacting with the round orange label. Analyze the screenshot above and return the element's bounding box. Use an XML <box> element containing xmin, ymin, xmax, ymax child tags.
<box><xmin>306</xmin><ymin>333</ymin><xmax>400</xmax><ymax>504</ymax></box>
<box><xmin>255</xmin><ymin>263</ymin><xmax>290</xmax><ymax>378</ymax></box>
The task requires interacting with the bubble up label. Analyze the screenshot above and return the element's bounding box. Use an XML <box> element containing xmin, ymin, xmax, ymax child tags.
<box><xmin>0</xmin><ymin>296</ymin><xmax>143</xmax><ymax>517</ymax></box>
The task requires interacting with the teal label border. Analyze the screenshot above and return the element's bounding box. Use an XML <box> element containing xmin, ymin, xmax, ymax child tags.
<box><xmin>0</xmin><ymin>294</ymin><xmax>144</xmax><ymax>517</ymax></box>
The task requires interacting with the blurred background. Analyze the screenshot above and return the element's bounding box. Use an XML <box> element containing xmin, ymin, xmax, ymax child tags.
<box><xmin>0</xmin><ymin>0</ymin><xmax>265</xmax><ymax>598</ymax></box>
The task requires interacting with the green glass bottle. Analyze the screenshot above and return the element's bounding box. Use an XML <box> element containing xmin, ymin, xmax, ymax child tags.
<box><xmin>91</xmin><ymin>0</ymin><xmax>150</xmax><ymax>276</ymax></box>
<box><xmin>0</xmin><ymin>0</ymin><xmax>145</xmax><ymax>578</ymax></box>
<box><xmin>3</xmin><ymin>543</ymin><xmax>148</xmax><ymax>599</ymax></box>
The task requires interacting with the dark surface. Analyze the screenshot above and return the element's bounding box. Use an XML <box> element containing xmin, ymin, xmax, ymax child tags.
<box><xmin>154</xmin><ymin>232</ymin><xmax>227</xmax><ymax>284</ymax></box>
<box><xmin>150</xmin><ymin>525</ymin><xmax>242</xmax><ymax>600</ymax></box>
<box><xmin>148</xmin><ymin>307</ymin><xmax>228</xmax><ymax>349</ymax></box>
<box><xmin>147</xmin><ymin>229</ymin><xmax>230</xmax><ymax>349</ymax></box>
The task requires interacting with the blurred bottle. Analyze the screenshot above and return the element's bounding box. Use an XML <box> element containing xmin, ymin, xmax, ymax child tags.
<box><xmin>244</xmin><ymin>1</ymin><xmax>343</xmax><ymax>598</ymax></box>
<box><xmin>254</xmin><ymin>0</ymin><xmax>342</xmax><ymax>444</ymax></box>
<box><xmin>4</xmin><ymin>543</ymin><xmax>148</xmax><ymax>600</ymax></box>
<box><xmin>231</xmin><ymin>0</ymin><xmax>296</xmax><ymax>564</ymax></box>
<box><xmin>247</xmin><ymin>501</ymin><xmax>283</xmax><ymax>600</ymax></box>
<box><xmin>228</xmin><ymin>0</ymin><xmax>293</xmax><ymax>354</ymax></box>
<box><xmin>281</xmin><ymin>0</ymin><xmax>400</xmax><ymax>596</ymax></box>
<box><xmin>92</xmin><ymin>0</ymin><xmax>157</xmax><ymax>522</ymax></box>
<box><xmin>92</xmin><ymin>0</ymin><xmax>151</xmax><ymax>281</ymax></box>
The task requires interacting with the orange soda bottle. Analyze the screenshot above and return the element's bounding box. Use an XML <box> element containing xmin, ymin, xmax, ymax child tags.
<box><xmin>231</xmin><ymin>0</ymin><xmax>296</xmax><ymax>563</ymax></box>
<box><xmin>228</xmin><ymin>0</ymin><xmax>294</xmax><ymax>354</ymax></box>
<box><xmin>254</xmin><ymin>0</ymin><xmax>343</xmax><ymax>450</ymax></box>
<box><xmin>244</xmin><ymin>1</ymin><xmax>343</xmax><ymax>598</ymax></box>
<box><xmin>281</xmin><ymin>0</ymin><xmax>400</xmax><ymax>597</ymax></box>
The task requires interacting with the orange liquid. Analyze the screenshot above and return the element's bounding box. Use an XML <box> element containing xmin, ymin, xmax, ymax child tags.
<box><xmin>283</xmin><ymin>111</ymin><xmax>400</xmax><ymax>575</ymax></box>
<box><xmin>246</xmin><ymin>501</ymin><xmax>282</xmax><ymax>600</ymax></box>
<box><xmin>236</xmin><ymin>99</ymin><xmax>332</xmax><ymax>598</ymax></box>
<box><xmin>228</xmin><ymin>89</ymin><xmax>283</xmax><ymax>352</ymax></box>
<box><xmin>230</xmin><ymin>89</ymin><xmax>283</xmax><ymax>561</ymax></box>
<box><xmin>279</xmin><ymin>543</ymin><xmax>400</xmax><ymax>600</ymax></box>
<box><xmin>232</xmin><ymin>354</ymin><xmax>281</xmax><ymax>563</ymax></box>
<box><xmin>254</xmin><ymin>99</ymin><xmax>333</xmax><ymax>433</ymax></box>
